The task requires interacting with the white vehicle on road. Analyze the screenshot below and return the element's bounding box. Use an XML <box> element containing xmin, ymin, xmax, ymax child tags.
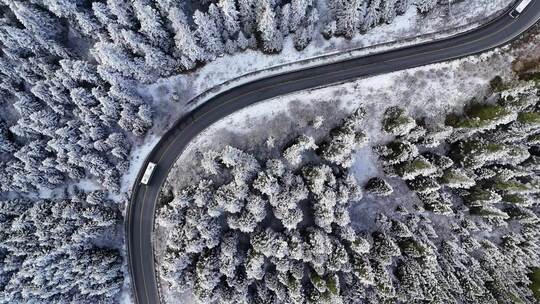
<box><xmin>141</xmin><ymin>162</ymin><xmax>157</xmax><ymax>185</ymax></box>
<box><xmin>510</xmin><ymin>0</ymin><xmax>533</xmax><ymax>18</ymax></box>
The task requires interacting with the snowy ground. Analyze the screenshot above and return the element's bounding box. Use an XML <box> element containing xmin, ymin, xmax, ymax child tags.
<box><xmin>140</xmin><ymin>0</ymin><xmax>513</xmax><ymax>135</ymax></box>
<box><xmin>155</xmin><ymin>25</ymin><xmax>539</xmax><ymax>303</ymax></box>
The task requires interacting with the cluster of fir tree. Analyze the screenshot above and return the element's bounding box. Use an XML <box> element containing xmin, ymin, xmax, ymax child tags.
<box><xmin>157</xmin><ymin>108</ymin><xmax>376</xmax><ymax>303</ymax></box>
<box><xmin>323</xmin><ymin>0</ymin><xmax>438</xmax><ymax>39</ymax></box>
<box><xmin>0</xmin><ymin>189</ymin><xmax>124</xmax><ymax>303</ymax></box>
<box><xmin>376</xmin><ymin>79</ymin><xmax>540</xmax><ymax>223</ymax></box>
<box><xmin>367</xmin><ymin>79</ymin><xmax>540</xmax><ymax>302</ymax></box>
<box><xmin>158</xmin><ymin>99</ymin><xmax>540</xmax><ymax>303</ymax></box>
<box><xmin>0</xmin><ymin>0</ymin><xmax>152</xmax><ymax>193</ymax></box>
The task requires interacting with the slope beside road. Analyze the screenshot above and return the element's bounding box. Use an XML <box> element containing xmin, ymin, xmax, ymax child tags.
<box><xmin>127</xmin><ymin>3</ymin><xmax>540</xmax><ymax>303</ymax></box>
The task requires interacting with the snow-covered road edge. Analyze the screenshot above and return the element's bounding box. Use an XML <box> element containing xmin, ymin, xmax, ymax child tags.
<box><xmin>142</xmin><ymin>1</ymin><xmax>514</xmax><ymax>128</ymax></box>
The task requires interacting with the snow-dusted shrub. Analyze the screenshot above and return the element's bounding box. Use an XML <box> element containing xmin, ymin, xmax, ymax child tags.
<box><xmin>375</xmin><ymin>140</ymin><xmax>419</xmax><ymax>165</ymax></box>
<box><xmin>446</xmin><ymin>103</ymin><xmax>517</xmax><ymax>141</ymax></box>
<box><xmin>364</xmin><ymin>177</ymin><xmax>394</xmax><ymax>196</ymax></box>
<box><xmin>420</xmin><ymin>191</ymin><xmax>453</xmax><ymax>215</ymax></box>
<box><xmin>452</xmin><ymin>139</ymin><xmax>511</xmax><ymax>169</ymax></box>
<box><xmin>439</xmin><ymin>169</ymin><xmax>476</xmax><ymax>189</ymax></box>
<box><xmin>422</xmin><ymin>152</ymin><xmax>454</xmax><ymax>171</ymax></box>
<box><xmin>395</xmin><ymin>156</ymin><xmax>437</xmax><ymax>180</ymax></box>
<box><xmin>382</xmin><ymin>106</ymin><xmax>417</xmax><ymax>137</ymax></box>
<box><xmin>311</xmin><ymin>116</ymin><xmax>325</xmax><ymax>129</ymax></box>
<box><xmin>283</xmin><ymin>135</ymin><xmax>318</xmax><ymax>166</ymax></box>
<box><xmin>418</xmin><ymin>124</ymin><xmax>453</xmax><ymax>148</ymax></box>
<box><xmin>320</xmin><ymin>108</ymin><xmax>368</xmax><ymax>168</ymax></box>
<box><xmin>407</xmin><ymin>176</ymin><xmax>440</xmax><ymax>194</ymax></box>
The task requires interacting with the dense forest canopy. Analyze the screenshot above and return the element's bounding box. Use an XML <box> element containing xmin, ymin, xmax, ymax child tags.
<box><xmin>0</xmin><ymin>190</ymin><xmax>123</xmax><ymax>303</ymax></box>
<box><xmin>0</xmin><ymin>0</ymin><xmax>528</xmax><ymax>303</ymax></box>
<box><xmin>157</xmin><ymin>79</ymin><xmax>540</xmax><ymax>303</ymax></box>
<box><xmin>158</xmin><ymin>78</ymin><xmax>540</xmax><ymax>303</ymax></box>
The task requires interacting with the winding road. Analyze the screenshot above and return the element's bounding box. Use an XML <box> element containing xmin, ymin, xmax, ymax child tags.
<box><xmin>126</xmin><ymin>3</ymin><xmax>540</xmax><ymax>303</ymax></box>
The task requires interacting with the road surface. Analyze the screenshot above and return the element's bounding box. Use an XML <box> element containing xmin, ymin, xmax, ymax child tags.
<box><xmin>127</xmin><ymin>3</ymin><xmax>540</xmax><ymax>303</ymax></box>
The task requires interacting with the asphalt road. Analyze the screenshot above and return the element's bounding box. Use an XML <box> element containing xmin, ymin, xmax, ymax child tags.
<box><xmin>126</xmin><ymin>3</ymin><xmax>540</xmax><ymax>304</ymax></box>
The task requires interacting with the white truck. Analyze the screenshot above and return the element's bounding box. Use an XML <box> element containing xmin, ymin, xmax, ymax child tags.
<box><xmin>141</xmin><ymin>162</ymin><xmax>157</xmax><ymax>185</ymax></box>
<box><xmin>510</xmin><ymin>0</ymin><xmax>533</xmax><ymax>18</ymax></box>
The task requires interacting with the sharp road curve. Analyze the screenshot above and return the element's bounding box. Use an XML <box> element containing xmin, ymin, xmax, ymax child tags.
<box><xmin>127</xmin><ymin>3</ymin><xmax>540</xmax><ymax>303</ymax></box>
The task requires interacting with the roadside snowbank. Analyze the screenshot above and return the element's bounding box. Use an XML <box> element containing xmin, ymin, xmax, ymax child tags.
<box><xmin>140</xmin><ymin>0</ymin><xmax>513</xmax><ymax>134</ymax></box>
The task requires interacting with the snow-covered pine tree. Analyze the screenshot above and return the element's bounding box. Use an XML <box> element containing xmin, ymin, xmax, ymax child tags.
<box><xmin>194</xmin><ymin>10</ymin><xmax>226</xmax><ymax>57</ymax></box>
<box><xmin>333</xmin><ymin>0</ymin><xmax>366</xmax><ymax>38</ymax></box>
<box><xmin>219</xmin><ymin>0</ymin><xmax>241</xmax><ymax>38</ymax></box>
<box><xmin>256</xmin><ymin>0</ymin><xmax>284</xmax><ymax>53</ymax></box>
<box><xmin>415</xmin><ymin>0</ymin><xmax>437</xmax><ymax>14</ymax></box>
<box><xmin>380</xmin><ymin>0</ymin><xmax>398</xmax><ymax>23</ymax></box>
<box><xmin>395</xmin><ymin>0</ymin><xmax>410</xmax><ymax>14</ymax></box>
<box><xmin>168</xmin><ymin>7</ymin><xmax>206</xmax><ymax>69</ymax></box>
<box><xmin>362</xmin><ymin>0</ymin><xmax>382</xmax><ymax>31</ymax></box>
